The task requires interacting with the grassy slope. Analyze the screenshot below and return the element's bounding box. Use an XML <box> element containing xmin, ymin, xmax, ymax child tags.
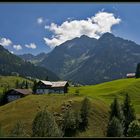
<box><xmin>0</xmin><ymin>77</ymin><xmax>140</xmax><ymax>137</ymax></box>
<box><xmin>0</xmin><ymin>94</ymin><xmax>109</xmax><ymax>137</ymax></box>
<box><xmin>69</xmin><ymin>78</ymin><xmax>140</xmax><ymax>118</ymax></box>
<box><xmin>0</xmin><ymin>76</ymin><xmax>33</xmax><ymax>93</ymax></box>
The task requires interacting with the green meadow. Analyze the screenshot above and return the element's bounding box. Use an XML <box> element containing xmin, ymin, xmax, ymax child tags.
<box><xmin>0</xmin><ymin>76</ymin><xmax>140</xmax><ymax>137</ymax></box>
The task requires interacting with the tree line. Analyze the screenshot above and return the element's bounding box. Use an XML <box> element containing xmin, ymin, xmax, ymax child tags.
<box><xmin>107</xmin><ymin>93</ymin><xmax>140</xmax><ymax>137</ymax></box>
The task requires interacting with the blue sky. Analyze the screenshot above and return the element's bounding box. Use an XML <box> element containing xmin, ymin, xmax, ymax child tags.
<box><xmin>0</xmin><ymin>3</ymin><xmax>140</xmax><ymax>55</ymax></box>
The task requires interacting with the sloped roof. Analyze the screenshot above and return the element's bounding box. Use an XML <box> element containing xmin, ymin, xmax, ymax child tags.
<box><xmin>51</xmin><ymin>81</ymin><xmax>68</xmax><ymax>87</ymax></box>
<box><xmin>39</xmin><ymin>80</ymin><xmax>68</xmax><ymax>87</ymax></box>
<box><xmin>8</xmin><ymin>89</ymin><xmax>32</xmax><ymax>95</ymax></box>
<box><xmin>40</xmin><ymin>80</ymin><xmax>52</xmax><ymax>86</ymax></box>
<box><xmin>126</xmin><ymin>73</ymin><xmax>135</xmax><ymax>76</ymax></box>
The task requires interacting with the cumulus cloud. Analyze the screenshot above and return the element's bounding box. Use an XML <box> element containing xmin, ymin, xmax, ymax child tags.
<box><xmin>37</xmin><ymin>17</ymin><xmax>44</xmax><ymax>25</ymax></box>
<box><xmin>25</xmin><ymin>43</ymin><xmax>37</xmax><ymax>49</ymax></box>
<box><xmin>0</xmin><ymin>38</ymin><xmax>12</xmax><ymax>47</ymax></box>
<box><xmin>44</xmin><ymin>11</ymin><xmax>121</xmax><ymax>48</ymax></box>
<box><xmin>13</xmin><ymin>45</ymin><xmax>22</xmax><ymax>50</ymax></box>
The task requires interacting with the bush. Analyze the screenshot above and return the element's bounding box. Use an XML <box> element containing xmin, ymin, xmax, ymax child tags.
<box><xmin>79</xmin><ymin>97</ymin><xmax>90</xmax><ymax>131</ymax></box>
<box><xmin>107</xmin><ymin>117</ymin><xmax>124</xmax><ymax>137</ymax></box>
<box><xmin>61</xmin><ymin>109</ymin><xmax>77</xmax><ymax>137</ymax></box>
<box><xmin>127</xmin><ymin>120</ymin><xmax>140</xmax><ymax>137</ymax></box>
<box><xmin>10</xmin><ymin>121</ymin><xmax>27</xmax><ymax>137</ymax></box>
<box><xmin>32</xmin><ymin>108</ymin><xmax>62</xmax><ymax>137</ymax></box>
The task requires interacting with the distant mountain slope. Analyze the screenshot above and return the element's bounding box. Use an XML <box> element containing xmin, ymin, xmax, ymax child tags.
<box><xmin>40</xmin><ymin>35</ymin><xmax>98</xmax><ymax>78</ymax></box>
<box><xmin>0</xmin><ymin>76</ymin><xmax>33</xmax><ymax>93</ymax></box>
<box><xmin>0</xmin><ymin>45</ymin><xmax>59</xmax><ymax>81</ymax></box>
<box><xmin>19</xmin><ymin>52</ymin><xmax>47</xmax><ymax>65</ymax></box>
<box><xmin>40</xmin><ymin>33</ymin><xmax>140</xmax><ymax>85</ymax></box>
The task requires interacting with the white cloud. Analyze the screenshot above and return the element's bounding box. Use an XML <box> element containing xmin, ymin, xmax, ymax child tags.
<box><xmin>13</xmin><ymin>45</ymin><xmax>22</xmax><ymax>50</ymax></box>
<box><xmin>0</xmin><ymin>38</ymin><xmax>12</xmax><ymax>47</ymax></box>
<box><xmin>37</xmin><ymin>17</ymin><xmax>44</xmax><ymax>25</ymax></box>
<box><xmin>10</xmin><ymin>51</ymin><xmax>14</xmax><ymax>54</ymax></box>
<box><xmin>44</xmin><ymin>11</ymin><xmax>121</xmax><ymax>48</ymax></box>
<box><xmin>25</xmin><ymin>43</ymin><xmax>37</xmax><ymax>49</ymax></box>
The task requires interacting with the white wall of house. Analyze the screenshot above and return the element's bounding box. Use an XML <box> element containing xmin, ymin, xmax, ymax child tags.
<box><xmin>7</xmin><ymin>95</ymin><xmax>21</xmax><ymax>102</ymax></box>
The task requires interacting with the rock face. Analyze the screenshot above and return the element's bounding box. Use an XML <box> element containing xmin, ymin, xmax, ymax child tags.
<box><xmin>19</xmin><ymin>52</ymin><xmax>48</xmax><ymax>65</ymax></box>
<box><xmin>40</xmin><ymin>33</ymin><xmax>140</xmax><ymax>85</ymax></box>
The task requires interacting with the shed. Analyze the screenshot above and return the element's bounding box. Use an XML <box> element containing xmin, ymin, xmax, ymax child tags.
<box><xmin>5</xmin><ymin>89</ymin><xmax>32</xmax><ymax>102</ymax></box>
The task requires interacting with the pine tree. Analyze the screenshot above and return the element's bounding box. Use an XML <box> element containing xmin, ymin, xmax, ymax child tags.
<box><xmin>32</xmin><ymin>80</ymin><xmax>37</xmax><ymax>94</ymax></box>
<box><xmin>107</xmin><ymin>117</ymin><xmax>124</xmax><ymax>137</ymax></box>
<box><xmin>127</xmin><ymin>120</ymin><xmax>140</xmax><ymax>137</ymax></box>
<box><xmin>25</xmin><ymin>80</ymin><xmax>28</xmax><ymax>89</ymax></box>
<box><xmin>15</xmin><ymin>80</ymin><xmax>19</xmax><ymax>88</ymax></box>
<box><xmin>10</xmin><ymin>121</ymin><xmax>27</xmax><ymax>137</ymax></box>
<box><xmin>61</xmin><ymin>109</ymin><xmax>77</xmax><ymax>137</ymax></box>
<box><xmin>135</xmin><ymin>63</ymin><xmax>140</xmax><ymax>78</ymax></box>
<box><xmin>32</xmin><ymin>108</ymin><xmax>62</xmax><ymax>137</ymax></box>
<box><xmin>45</xmin><ymin>76</ymin><xmax>48</xmax><ymax>81</ymax></box>
<box><xmin>123</xmin><ymin>93</ymin><xmax>136</xmax><ymax>136</ymax></box>
<box><xmin>74</xmin><ymin>111</ymin><xmax>82</xmax><ymax>132</ymax></box>
<box><xmin>0</xmin><ymin>88</ymin><xmax>8</xmax><ymax>105</ymax></box>
<box><xmin>79</xmin><ymin>97</ymin><xmax>90</xmax><ymax>131</ymax></box>
<box><xmin>109</xmin><ymin>97</ymin><xmax>124</xmax><ymax>123</ymax></box>
<box><xmin>21</xmin><ymin>81</ymin><xmax>25</xmax><ymax>89</ymax></box>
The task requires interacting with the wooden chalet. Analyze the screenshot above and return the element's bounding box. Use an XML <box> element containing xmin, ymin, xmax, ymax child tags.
<box><xmin>35</xmin><ymin>80</ymin><xmax>69</xmax><ymax>94</ymax></box>
<box><xmin>5</xmin><ymin>89</ymin><xmax>32</xmax><ymax>102</ymax></box>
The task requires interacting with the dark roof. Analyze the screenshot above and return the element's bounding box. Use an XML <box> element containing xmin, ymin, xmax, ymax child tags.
<box><xmin>6</xmin><ymin>89</ymin><xmax>32</xmax><ymax>95</ymax></box>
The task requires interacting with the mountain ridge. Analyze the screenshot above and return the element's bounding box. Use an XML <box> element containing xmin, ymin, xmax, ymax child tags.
<box><xmin>39</xmin><ymin>32</ymin><xmax>140</xmax><ymax>85</ymax></box>
<box><xmin>0</xmin><ymin>45</ymin><xmax>59</xmax><ymax>81</ymax></box>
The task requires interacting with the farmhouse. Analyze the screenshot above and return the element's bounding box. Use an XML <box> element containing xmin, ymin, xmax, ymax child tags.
<box><xmin>5</xmin><ymin>89</ymin><xmax>32</xmax><ymax>102</ymax></box>
<box><xmin>35</xmin><ymin>80</ymin><xmax>69</xmax><ymax>94</ymax></box>
<box><xmin>126</xmin><ymin>73</ymin><xmax>135</xmax><ymax>78</ymax></box>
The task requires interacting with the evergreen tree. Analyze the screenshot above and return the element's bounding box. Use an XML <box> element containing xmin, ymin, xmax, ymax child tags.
<box><xmin>135</xmin><ymin>63</ymin><xmax>140</xmax><ymax>78</ymax></box>
<box><xmin>74</xmin><ymin>111</ymin><xmax>82</xmax><ymax>131</ymax></box>
<box><xmin>61</xmin><ymin>109</ymin><xmax>77</xmax><ymax>137</ymax></box>
<box><xmin>0</xmin><ymin>88</ymin><xmax>8</xmax><ymax>105</ymax></box>
<box><xmin>127</xmin><ymin>120</ymin><xmax>140</xmax><ymax>137</ymax></box>
<box><xmin>10</xmin><ymin>121</ymin><xmax>27</xmax><ymax>137</ymax></box>
<box><xmin>107</xmin><ymin>117</ymin><xmax>124</xmax><ymax>137</ymax></box>
<box><xmin>15</xmin><ymin>80</ymin><xmax>19</xmax><ymax>88</ymax></box>
<box><xmin>25</xmin><ymin>80</ymin><xmax>28</xmax><ymax>89</ymax></box>
<box><xmin>32</xmin><ymin>80</ymin><xmax>37</xmax><ymax>94</ymax></box>
<box><xmin>79</xmin><ymin>97</ymin><xmax>90</xmax><ymax>131</ymax></box>
<box><xmin>21</xmin><ymin>81</ymin><xmax>26</xmax><ymax>89</ymax></box>
<box><xmin>45</xmin><ymin>76</ymin><xmax>49</xmax><ymax>81</ymax></box>
<box><xmin>123</xmin><ymin>93</ymin><xmax>136</xmax><ymax>136</ymax></box>
<box><xmin>32</xmin><ymin>108</ymin><xmax>62</xmax><ymax>137</ymax></box>
<box><xmin>109</xmin><ymin>97</ymin><xmax>124</xmax><ymax>123</ymax></box>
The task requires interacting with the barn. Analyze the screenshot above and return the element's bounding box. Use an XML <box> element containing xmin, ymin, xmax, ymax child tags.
<box><xmin>35</xmin><ymin>80</ymin><xmax>69</xmax><ymax>94</ymax></box>
<box><xmin>5</xmin><ymin>89</ymin><xmax>32</xmax><ymax>102</ymax></box>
